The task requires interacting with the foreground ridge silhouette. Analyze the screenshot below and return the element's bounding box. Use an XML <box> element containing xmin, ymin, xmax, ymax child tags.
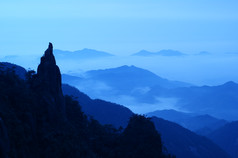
<box><xmin>0</xmin><ymin>43</ymin><xmax>176</xmax><ymax>158</ymax></box>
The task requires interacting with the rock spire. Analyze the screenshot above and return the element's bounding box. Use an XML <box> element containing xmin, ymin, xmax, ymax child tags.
<box><xmin>37</xmin><ymin>43</ymin><xmax>65</xmax><ymax>116</ymax></box>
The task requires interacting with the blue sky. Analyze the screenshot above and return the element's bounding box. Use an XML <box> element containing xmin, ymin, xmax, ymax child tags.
<box><xmin>0</xmin><ymin>0</ymin><xmax>238</xmax><ymax>56</ymax></box>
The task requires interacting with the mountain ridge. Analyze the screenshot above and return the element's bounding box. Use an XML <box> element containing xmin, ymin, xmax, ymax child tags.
<box><xmin>54</xmin><ymin>48</ymin><xmax>114</xmax><ymax>59</ymax></box>
<box><xmin>132</xmin><ymin>49</ymin><xmax>186</xmax><ymax>56</ymax></box>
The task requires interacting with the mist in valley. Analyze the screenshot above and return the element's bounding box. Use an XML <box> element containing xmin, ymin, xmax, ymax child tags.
<box><xmin>2</xmin><ymin>49</ymin><xmax>238</xmax><ymax>118</ymax></box>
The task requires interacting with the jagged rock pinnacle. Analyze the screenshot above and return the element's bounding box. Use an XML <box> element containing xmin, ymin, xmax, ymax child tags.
<box><xmin>48</xmin><ymin>42</ymin><xmax>53</xmax><ymax>50</ymax></box>
<box><xmin>37</xmin><ymin>43</ymin><xmax>65</xmax><ymax>117</ymax></box>
<box><xmin>41</xmin><ymin>42</ymin><xmax>56</xmax><ymax>65</ymax></box>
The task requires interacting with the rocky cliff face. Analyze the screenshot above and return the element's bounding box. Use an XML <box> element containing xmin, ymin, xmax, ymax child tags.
<box><xmin>37</xmin><ymin>43</ymin><xmax>65</xmax><ymax>117</ymax></box>
<box><xmin>0</xmin><ymin>117</ymin><xmax>9</xmax><ymax>158</ymax></box>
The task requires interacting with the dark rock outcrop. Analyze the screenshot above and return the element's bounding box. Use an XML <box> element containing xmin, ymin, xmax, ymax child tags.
<box><xmin>37</xmin><ymin>43</ymin><xmax>65</xmax><ymax>117</ymax></box>
<box><xmin>0</xmin><ymin>118</ymin><xmax>9</xmax><ymax>158</ymax></box>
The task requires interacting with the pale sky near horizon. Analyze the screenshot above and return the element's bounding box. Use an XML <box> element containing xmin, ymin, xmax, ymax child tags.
<box><xmin>0</xmin><ymin>0</ymin><xmax>238</xmax><ymax>56</ymax></box>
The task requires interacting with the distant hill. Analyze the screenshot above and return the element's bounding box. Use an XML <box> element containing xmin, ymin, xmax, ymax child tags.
<box><xmin>132</xmin><ymin>50</ymin><xmax>155</xmax><ymax>56</ymax></box>
<box><xmin>62</xmin><ymin>65</ymin><xmax>192</xmax><ymax>101</ymax></box>
<box><xmin>54</xmin><ymin>48</ymin><xmax>114</xmax><ymax>59</ymax></box>
<box><xmin>152</xmin><ymin>117</ymin><xmax>231</xmax><ymax>158</ymax></box>
<box><xmin>208</xmin><ymin>121</ymin><xmax>238</xmax><ymax>158</ymax></box>
<box><xmin>132</xmin><ymin>49</ymin><xmax>186</xmax><ymax>56</ymax></box>
<box><xmin>147</xmin><ymin>109</ymin><xmax>228</xmax><ymax>136</ymax></box>
<box><xmin>85</xmin><ymin>65</ymin><xmax>191</xmax><ymax>89</ymax></box>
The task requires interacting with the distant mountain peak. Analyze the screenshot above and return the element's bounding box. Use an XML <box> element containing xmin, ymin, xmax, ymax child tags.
<box><xmin>134</xmin><ymin>50</ymin><xmax>154</xmax><ymax>56</ymax></box>
<box><xmin>158</xmin><ymin>49</ymin><xmax>186</xmax><ymax>56</ymax></box>
<box><xmin>81</xmin><ymin>48</ymin><xmax>92</xmax><ymax>51</ymax></box>
<box><xmin>104</xmin><ymin>65</ymin><xmax>157</xmax><ymax>75</ymax></box>
<box><xmin>133</xmin><ymin>49</ymin><xmax>186</xmax><ymax>56</ymax></box>
<box><xmin>221</xmin><ymin>81</ymin><xmax>238</xmax><ymax>88</ymax></box>
<box><xmin>79</xmin><ymin>48</ymin><xmax>107</xmax><ymax>53</ymax></box>
<box><xmin>118</xmin><ymin>65</ymin><xmax>137</xmax><ymax>69</ymax></box>
<box><xmin>54</xmin><ymin>48</ymin><xmax>114</xmax><ymax>59</ymax></box>
<box><xmin>223</xmin><ymin>81</ymin><xmax>236</xmax><ymax>85</ymax></box>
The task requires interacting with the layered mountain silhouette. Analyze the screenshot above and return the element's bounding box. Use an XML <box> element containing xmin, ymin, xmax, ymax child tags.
<box><xmin>132</xmin><ymin>49</ymin><xmax>186</xmax><ymax>56</ymax></box>
<box><xmin>62</xmin><ymin>65</ymin><xmax>238</xmax><ymax>120</ymax></box>
<box><xmin>62</xmin><ymin>65</ymin><xmax>192</xmax><ymax>100</ymax></box>
<box><xmin>147</xmin><ymin>109</ymin><xmax>228</xmax><ymax>136</ymax></box>
<box><xmin>62</xmin><ymin>84</ymin><xmax>231</xmax><ymax>158</ymax></box>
